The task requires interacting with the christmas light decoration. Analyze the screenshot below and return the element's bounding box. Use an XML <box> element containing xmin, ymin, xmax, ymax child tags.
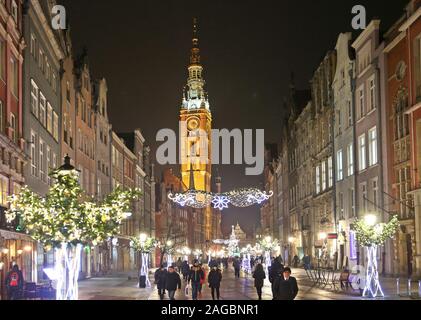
<box><xmin>211</xmin><ymin>196</ymin><xmax>230</xmax><ymax>211</ymax></box>
<box><xmin>227</xmin><ymin>226</ymin><xmax>240</xmax><ymax>257</ymax></box>
<box><xmin>168</xmin><ymin>188</ymin><xmax>273</xmax><ymax>211</ymax></box>
<box><xmin>351</xmin><ymin>215</ymin><xmax>399</xmax><ymax>298</ymax></box>
<box><xmin>130</xmin><ymin>235</ymin><xmax>157</xmax><ymax>288</ymax></box>
<box><xmin>6</xmin><ymin>159</ymin><xmax>140</xmax><ymax>300</ymax></box>
<box><xmin>257</xmin><ymin>236</ymin><xmax>279</xmax><ymax>277</ymax></box>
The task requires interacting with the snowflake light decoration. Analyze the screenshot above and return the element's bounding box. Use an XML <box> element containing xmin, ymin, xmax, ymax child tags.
<box><xmin>212</xmin><ymin>196</ymin><xmax>230</xmax><ymax>211</ymax></box>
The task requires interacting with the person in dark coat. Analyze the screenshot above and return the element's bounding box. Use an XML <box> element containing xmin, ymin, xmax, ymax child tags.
<box><xmin>252</xmin><ymin>263</ymin><xmax>266</xmax><ymax>300</ymax></box>
<box><xmin>208</xmin><ymin>267</ymin><xmax>222</xmax><ymax>300</ymax></box>
<box><xmin>269</xmin><ymin>256</ymin><xmax>284</xmax><ymax>298</ymax></box>
<box><xmin>176</xmin><ymin>258</ymin><xmax>183</xmax><ymax>273</ymax></box>
<box><xmin>273</xmin><ymin>267</ymin><xmax>299</xmax><ymax>300</ymax></box>
<box><xmin>233</xmin><ymin>258</ymin><xmax>241</xmax><ymax>278</ymax></box>
<box><xmin>181</xmin><ymin>261</ymin><xmax>190</xmax><ymax>281</ymax></box>
<box><xmin>5</xmin><ymin>264</ymin><xmax>24</xmax><ymax>300</ymax></box>
<box><xmin>188</xmin><ymin>262</ymin><xmax>205</xmax><ymax>300</ymax></box>
<box><xmin>165</xmin><ymin>266</ymin><xmax>181</xmax><ymax>300</ymax></box>
<box><xmin>154</xmin><ymin>266</ymin><xmax>167</xmax><ymax>300</ymax></box>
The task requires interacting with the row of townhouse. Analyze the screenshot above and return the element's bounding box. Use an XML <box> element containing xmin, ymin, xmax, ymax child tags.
<box><xmin>0</xmin><ymin>0</ymin><xmax>155</xmax><ymax>298</ymax></box>
<box><xmin>262</xmin><ymin>0</ymin><xmax>421</xmax><ymax>277</ymax></box>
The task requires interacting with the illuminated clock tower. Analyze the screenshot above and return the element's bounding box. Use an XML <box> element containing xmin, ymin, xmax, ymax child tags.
<box><xmin>180</xmin><ymin>19</ymin><xmax>213</xmax><ymax>240</ymax></box>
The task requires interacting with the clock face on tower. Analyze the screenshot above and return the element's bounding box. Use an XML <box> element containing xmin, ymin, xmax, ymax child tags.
<box><xmin>187</xmin><ymin>117</ymin><xmax>200</xmax><ymax>131</ymax></box>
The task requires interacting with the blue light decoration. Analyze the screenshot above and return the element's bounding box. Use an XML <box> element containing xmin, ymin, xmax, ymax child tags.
<box><xmin>212</xmin><ymin>196</ymin><xmax>230</xmax><ymax>211</ymax></box>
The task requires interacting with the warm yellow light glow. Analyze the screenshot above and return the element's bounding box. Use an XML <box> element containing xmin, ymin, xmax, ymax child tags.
<box><xmin>365</xmin><ymin>214</ymin><xmax>377</xmax><ymax>227</ymax></box>
<box><xmin>2</xmin><ymin>248</ymin><xmax>9</xmax><ymax>254</ymax></box>
<box><xmin>265</xmin><ymin>236</ymin><xmax>272</xmax><ymax>242</ymax></box>
<box><xmin>166</xmin><ymin>240</ymin><xmax>173</xmax><ymax>247</ymax></box>
<box><xmin>24</xmin><ymin>245</ymin><xmax>32</xmax><ymax>252</ymax></box>
<box><xmin>17</xmin><ymin>250</ymin><xmax>23</xmax><ymax>255</ymax></box>
<box><xmin>139</xmin><ymin>233</ymin><xmax>147</xmax><ymax>242</ymax></box>
<box><xmin>319</xmin><ymin>233</ymin><xmax>327</xmax><ymax>240</ymax></box>
<box><xmin>288</xmin><ymin>237</ymin><xmax>295</xmax><ymax>243</ymax></box>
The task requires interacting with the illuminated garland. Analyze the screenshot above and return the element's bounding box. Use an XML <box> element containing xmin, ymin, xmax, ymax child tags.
<box><xmin>168</xmin><ymin>188</ymin><xmax>273</xmax><ymax>211</ymax></box>
<box><xmin>351</xmin><ymin>215</ymin><xmax>399</xmax><ymax>247</ymax></box>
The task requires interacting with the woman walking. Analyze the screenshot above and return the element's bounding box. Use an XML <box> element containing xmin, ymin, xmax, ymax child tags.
<box><xmin>252</xmin><ymin>263</ymin><xmax>266</xmax><ymax>300</ymax></box>
<box><xmin>208</xmin><ymin>266</ymin><xmax>222</xmax><ymax>300</ymax></box>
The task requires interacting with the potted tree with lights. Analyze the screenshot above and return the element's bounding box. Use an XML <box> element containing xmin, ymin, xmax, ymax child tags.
<box><xmin>130</xmin><ymin>234</ymin><xmax>156</xmax><ymax>288</ymax></box>
<box><xmin>6</xmin><ymin>156</ymin><xmax>140</xmax><ymax>300</ymax></box>
<box><xmin>351</xmin><ymin>214</ymin><xmax>399</xmax><ymax>298</ymax></box>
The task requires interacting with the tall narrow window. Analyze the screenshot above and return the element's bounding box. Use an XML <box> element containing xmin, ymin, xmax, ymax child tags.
<box><xmin>30</xmin><ymin>34</ymin><xmax>36</xmax><ymax>57</ymax></box>
<box><xmin>368</xmin><ymin>127</ymin><xmax>378</xmax><ymax>166</ymax></box>
<box><xmin>10</xmin><ymin>114</ymin><xmax>16</xmax><ymax>143</ymax></box>
<box><xmin>322</xmin><ymin>161</ymin><xmax>327</xmax><ymax>191</ymax></box>
<box><xmin>347</xmin><ymin>143</ymin><xmax>354</xmax><ymax>177</ymax></box>
<box><xmin>328</xmin><ymin>156</ymin><xmax>333</xmax><ymax>188</ymax></box>
<box><xmin>39</xmin><ymin>93</ymin><xmax>46</xmax><ymax>126</ymax></box>
<box><xmin>30</xmin><ymin>80</ymin><xmax>39</xmax><ymax>117</ymax></box>
<box><xmin>39</xmin><ymin>140</ymin><xmax>46</xmax><ymax>183</ymax></box>
<box><xmin>316</xmin><ymin>166</ymin><xmax>321</xmax><ymax>194</ymax></box>
<box><xmin>372</xmin><ymin>178</ymin><xmax>378</xmax><ymax>208</ymax></box>
<box><xmin>337</xmin><ymin>109</ymin><xmax>342</xmax><ymax>135</ymax></box>
<box><xmin>31</xmin><ymin>131</ymin><xmax>37</xmax><ymax>177</ymax></box>
<box><xmin>47</xmin><ymin>146</ymin><xmax>51</xmax><ymax>186</ymax></box>
<box><xmin>53</xmin><ymin>112</ymin><xmax>59</xmax><ymax>141</ymax></box>
<box><xmin>359</xmin><ymin>134</ymin><xmax>366</xmax><ymax>171</ymax></box>
<box><xmin>337</xmin><ymin>149</ymin><xmax>343</xmax><ymax>181</ymax></box>
<box><xmin>47</xmin><ymin>103</ymin><xmax>53</xmax><ymax>133</ymax></box>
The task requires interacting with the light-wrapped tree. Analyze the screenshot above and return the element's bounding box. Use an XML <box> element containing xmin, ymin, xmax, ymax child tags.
<box><xmin>351</xmin><ymin>215</ymin><xmax>399</xmax><ymax>298</ymax></box>
<box><xmin>6</xmin><ymin>156</ymin><xmax>140</xmax><ymax>300</ymax></box>
<box><xmin>130</xmin><ymin>234</ymin><xmax>157</xmax><ymax>288</ymax></box>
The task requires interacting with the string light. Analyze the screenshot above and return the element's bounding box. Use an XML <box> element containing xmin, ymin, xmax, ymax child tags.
<box><xmin>168</xmin><ymin>188</ymin><xmax>273</xmax><ymax>211</ymax></box>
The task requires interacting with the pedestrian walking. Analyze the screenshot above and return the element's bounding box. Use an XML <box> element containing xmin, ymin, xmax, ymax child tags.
<box><xmin>199</xmin><ymin>264</ymin><xmax>206</xmax><ymax>295</ymax></box>
<box><xmin>176</xmin><ymin>258</ymin><xmax>183</xmax><ymax>273</ymax></box>
<box><xmin>181</xmin><ymin>261</ymin><xmax>190</xmax><ymax>281</ymax></box>
<box><xmin>233</xmin><ymin>258</ymin><xmax>240</xmax><ymax>278</ymax></box>
<box><xmin>208</xmin><ymin>266</ymin><xmax>222</xmax><ymax>300</ymax></box>
<box><xmin>293</xmin><ymin>255</ymin><xmax>300</xmax><ymax>268</ymax></box>
<box><xmin>188</xmin><ymin>262</ymin><xmax>205</xmax><ymax>300</ymax></box>
<box><xmin>273</xmin><ymin>267</ymin><xmax>299</xmax><ymax>300</ymax></box>
<box><xmin>5</xmin><ymin>264</ymin><xmax>24</xmax><ymax>300</ymax></box>
<box><xmin>154</xmin><ymin>265</ymin><xmax>167</xmax><ymax>300</ymax></box>
<box><xmin>165</xmin><ymin>266</ymin><xmax>182</xmax><ymax>300</ymax></box>
<box><xmin>252</xmin><ymin>263</ymin><xmax>266</xmax><ymax>300</ymax></box>
<box><xmin>269</xmin><ymin>256</ymin><xmax>284</xmax><ymax>298</ymax></box>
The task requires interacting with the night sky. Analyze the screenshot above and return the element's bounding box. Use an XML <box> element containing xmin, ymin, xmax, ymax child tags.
<box><xmin>59</xmin><ymin>0</ymin><xmax>408</xmax><ymax>236</ymax></box>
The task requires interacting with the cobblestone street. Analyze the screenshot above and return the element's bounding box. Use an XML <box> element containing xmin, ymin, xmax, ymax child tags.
<box><xmin>78</xmin><ymin>267</ymin><xmax>421</xmax><ymax>300</ymax></box>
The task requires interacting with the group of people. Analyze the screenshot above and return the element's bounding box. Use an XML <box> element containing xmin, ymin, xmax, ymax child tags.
<box><xmin>154</xmin><ymin>260</ymin><xmax>223</xmax><ymax>301</ymax></box>
<box><xmin>154</xmin><ymin>255</ymin><xmax>299</xmax><ymax>301</ymax></box>
<box><xmin>252</xmin><ymin>256</ymin><xmax>299</xmax><ymax>300</ymax></box>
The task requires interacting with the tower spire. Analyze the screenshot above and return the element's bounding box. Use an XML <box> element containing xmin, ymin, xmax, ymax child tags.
<box><xmin>190</xmin><ymin>18</ymin><xmax>200</xmax><ymax>65</ymax></box>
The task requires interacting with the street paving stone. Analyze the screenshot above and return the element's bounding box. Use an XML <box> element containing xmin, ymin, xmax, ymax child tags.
<box><xmin>78</xmin><ymin>268</ymin><xmax>421</xmax><ymax>300</ymax></box>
